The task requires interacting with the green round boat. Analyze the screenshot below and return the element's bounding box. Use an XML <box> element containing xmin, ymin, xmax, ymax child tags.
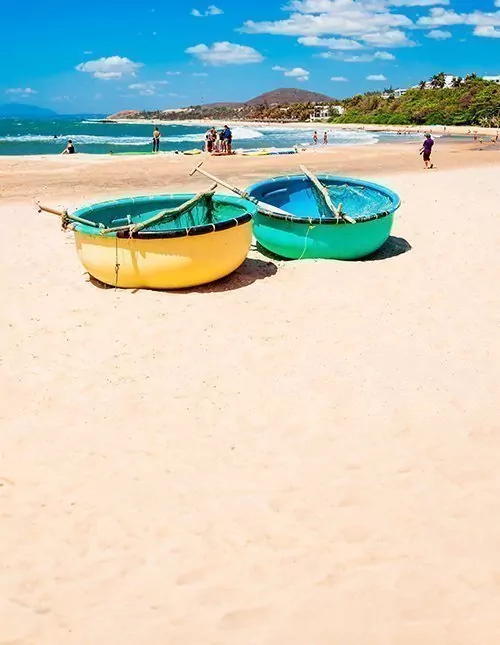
<box><xmin>246</xmin><ymin>174</ymin><xmax>401</xmax><ymax>260</ymax></box>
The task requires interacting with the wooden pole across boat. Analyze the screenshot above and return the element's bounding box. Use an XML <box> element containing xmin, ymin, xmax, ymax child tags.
<box><xmin>299</xmin><ymin>165</ymin><xmax>356</xmax><ymax>224</ymax></box>
<box><xmin>189</xmin><ymin>162</ymin><xmax>294</xmax><ymax>218</ymax></box>
<box><xmin>35</xmin><ymin>201</ymin><xmax>103</xmax><ymax>228</ymax></box>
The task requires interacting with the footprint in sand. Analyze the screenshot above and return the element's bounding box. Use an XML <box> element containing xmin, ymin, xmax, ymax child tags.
<box><xmin>220</xmin><ymin>606</ymin><xmax>273</xmax><ymax>629</ymax></box>
<box><xmin>176</xmin><ymin>567</ymin><xmax>212</xmax><ymax>586</ymax></box>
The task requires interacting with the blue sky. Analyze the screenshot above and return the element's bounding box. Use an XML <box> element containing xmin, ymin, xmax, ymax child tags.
<box><xmin>1</xmin><ymin>0</ymin><xmax>500</xmax><ymax>113</ymax></box>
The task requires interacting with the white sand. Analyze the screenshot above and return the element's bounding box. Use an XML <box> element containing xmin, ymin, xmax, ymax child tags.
<box><xmin>1</xmin><ymin>157</ymin><xmax>500</xmax><ymax>644</ymax></box>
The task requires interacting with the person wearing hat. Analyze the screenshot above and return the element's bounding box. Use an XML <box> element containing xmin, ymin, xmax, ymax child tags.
<box><xmin>420</xmin><ymin>133</ymin><xmax>434</xmax><ymax>169</ymax></box>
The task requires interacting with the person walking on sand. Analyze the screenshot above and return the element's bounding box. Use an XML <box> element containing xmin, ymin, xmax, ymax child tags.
<box><xmin>323</xmin><ymin>131</ymin><xmax>328</xmax><ymax>145</ymax></box>
<box><xmin>420</xmin><ymin>133</ymin><xmax>434</xmax><ymax>169</ymax></box>
<box><xmin>313</xmin><ymin>131</ymin><xmax>318</xmax><ymax>145</ymax></box>
<box><xmin>153</xmin><ymin>127</ymin><xmax>161</xmax><ymax>153</ymax></box>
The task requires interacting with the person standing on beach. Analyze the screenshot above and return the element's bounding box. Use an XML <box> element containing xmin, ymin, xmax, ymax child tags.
<box><xmin>224</xmin><ymin>125</ymin><xmax>232</xmax><ymax>154</ymax></box>
<box><xmin>219</xmin><ymin>128</ymin><xmax>226</xmax><ymax>153</ymax></box>
<box><xmin>153</xmin><ymin>127</ymin><xmax>161</xmax><ymax>153</ymax></box>
<box><xmin>313</xmin><ymin>131</ymin><xmax>318</xmax><ymax>145</ymax></box>
<box><xmin>323</xmin><ymin>132</ymin><xmax>328</xmax><ymax>145</ymax></box>
<box><xmin>205</xmin><ymin>127</ymin><xmax>216</xmax><ymax>153</ymax></box>
<box><xmin>420</xmin><ymin>133</ymin><xmax>434</xmax><ymax>169</ymax></box>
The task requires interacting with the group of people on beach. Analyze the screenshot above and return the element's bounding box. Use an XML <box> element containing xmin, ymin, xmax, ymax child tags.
<box><xmin>205</xmin><ymin>126</ymin><xmax>233</xmax><ymax>154</ymax></box>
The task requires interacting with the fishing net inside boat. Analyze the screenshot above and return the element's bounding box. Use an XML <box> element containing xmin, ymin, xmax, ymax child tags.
<box><xmin>311</xmin><ymin>182</ymin><xmax>396</xmax><ymax>221</ymax></box>
<box><xmin>78</xmin><ymin>193</ymin><xmax>245</xmax><ymax>234</ymax></box>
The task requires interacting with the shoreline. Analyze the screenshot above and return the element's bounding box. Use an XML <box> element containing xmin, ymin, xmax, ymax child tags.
<box><xmin>105</xmin><ymin>118</ymin><xmax>500</xmax><ymax>138</ymax></box>
<box><xmin>1</xmin><ymin>139</ymin><xmax>498</xmax><ymax>203</ymax></box>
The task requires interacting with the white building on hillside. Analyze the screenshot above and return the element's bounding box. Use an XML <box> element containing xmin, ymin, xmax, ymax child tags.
<box><xmin>309</xmin><ymin>105</ymin><xmax>345</xmax><ymax>120</ymax></box>
<box><xmin>382</xmin><ymin>74</ymin><xmax>500</xmax><ymax>100</ymax></box>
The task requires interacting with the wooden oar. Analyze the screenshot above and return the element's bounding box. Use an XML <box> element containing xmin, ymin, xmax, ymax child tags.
<box><xmin>35</xmin><ymin>201</ymin><xmax>103</xmax><ymax>228</ymax></box>
<box><xmin>189</xmin><ymin>162</ymin><xmax>294</xmax><ymax>218</ymax></box>
<box><xmin>299</xmin><ymin>165</ymin><xmax>356</xmax><ymax>224</ymax></box>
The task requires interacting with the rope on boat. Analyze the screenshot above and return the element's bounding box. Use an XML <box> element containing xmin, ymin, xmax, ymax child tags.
<box><xmin>298</xmin><ymin>224</ymin><xmax>316</xmax><ymax>261</ymax></box>
<box><xmin>35</xmin><ymin>202</ymin><xmax>105</xmax><ymax>230</ymax></box>
<box><xmin>114</xmin><ymin>235</ymin><xmax>120</xmax><ymax>289</ymax></box>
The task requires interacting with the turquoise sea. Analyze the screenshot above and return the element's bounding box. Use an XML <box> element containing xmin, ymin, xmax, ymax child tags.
<box><xmin>0</xmin><ymin>116</ymin><xmax>420</xmax><ymax>156</ymax></box>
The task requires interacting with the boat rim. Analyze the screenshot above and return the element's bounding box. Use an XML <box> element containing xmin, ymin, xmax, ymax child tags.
<box><xmin>72</xmin><ymin>193</ymin><xmax>255</xmax><ymax>239</ymax></box>
<box><xmin>246</xmin><ymin>174</ymin><xmax>401</xmax><ymax>225</ymax></box>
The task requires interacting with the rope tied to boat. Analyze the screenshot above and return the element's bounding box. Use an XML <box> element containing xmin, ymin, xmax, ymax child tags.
<box><xmin>114</xmin><ymin>235</ymin><xmax>120</xmax><ymax>289</ymax></box>
<box><xmin>35</xmin><ymin>202</ymin><xmax>106</xmax><ymax>230</ymax></box>
<box><xmin>298</xmin><ymin>224</ymin><xmax>316</xmax><ymax>261</ymax></box>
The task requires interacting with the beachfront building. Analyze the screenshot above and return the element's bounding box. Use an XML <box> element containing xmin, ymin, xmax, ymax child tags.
<box><xmin>382</xmin><ymin>88</ymin><xmax>408</xmax><ymax>99</ymax></box>
<box><xmin>383</xmin><ymin>74</ymin><xmax>500</xmax><ymax>100</ymax></box>
<box><xmin>483</xmin><ymin>75</ymin><xmax>500</xmax><ymax>84</ymax></box>
<box><xmin>309</xmin><ymin>104</ymin><xmax>345</xmax><ymax>120</ymax></box>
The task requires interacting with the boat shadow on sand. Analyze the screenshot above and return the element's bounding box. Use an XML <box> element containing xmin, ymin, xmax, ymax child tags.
<box><xmin>361</xmin><ymin>236</ymin><xmax>412</xmax><ymax>261</ymax></box>
<box><xmin>86</xmin><ymin>237</ymin><xmax>410</xmax><ymax>292</ymax></box>
<box><xmin>86</xmin><ymin>257</ymin><xmax>278</xmax><ymax>294</ymax></box>
<box><xmin>255</xmin><ymin>235</ymin><xmax>412</xmax><ymax>263</ymax></box>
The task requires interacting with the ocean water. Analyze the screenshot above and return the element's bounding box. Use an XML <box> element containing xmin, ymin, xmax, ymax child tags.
<box><xmin>0</xmin><ymin>116</ymin><xmax>419</xmax><ymax>156</ymax></box>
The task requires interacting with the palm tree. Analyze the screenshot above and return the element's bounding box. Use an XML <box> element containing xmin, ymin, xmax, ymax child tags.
<box><xmin>419</xmin><ymin>80</ymin><xmax>427</xmax><ymax>90</ymax></box>
<box><xmin>451</xmin><ymin>76</ymin><xmax>462</xmax><ymax>88</ymax></box>
<box><xmin>430</xmin><ymin>72</ymin><xmax>446</xmax><ymax>89</ymax></box>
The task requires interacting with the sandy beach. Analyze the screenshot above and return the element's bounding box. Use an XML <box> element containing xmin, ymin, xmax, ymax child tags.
<box><xmin>2</xmin><ymin>142</ymin><xmax>500</xmax><ymax>644</ymax></box>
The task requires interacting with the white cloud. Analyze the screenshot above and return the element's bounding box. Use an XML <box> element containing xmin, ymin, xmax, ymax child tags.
<box><xmin>83</xmin><ymin>50</ymin><xmax>93</xmax><ymax>55</ymax></box>
<box><xmin>273</xmin><ymin>65</ymin><xmax>310</xmax><ymax>81</ymax></box>
<box><xmin>76</xmin><ymin>56</ymin><xmax>142</xmax><ymax>80</ymax></box>
<box><xmin>165</xmin><ymin>71</ymin><xmax>182</xmax><ymax>76</ymax></box>
<box><xmin>361</xmin><ymin>28</ymin><xmax>415</xmax><ymax>46</ymax></box>
<box><xmin>192</xmin><ymin>72</ymin><xmax>209</xmax><ymax>76</ymax></box>
<box><xmin>242</xmin><ymin>1</ymin><xmax>413</xmax><ymax>40</ymax></box>
<box><xmin>474</xmin><ymin>25</ymin><xmax>500</xmax><ymax>38</ymax></box>
<box><xmin>331</xmin><ymin>76</ymin><xmax>348</xmax><ymax>81</ymax></box>
<box><xmin>367</xmin><ymin>74</ymin><xmax>387</xmax><ymax>81</ymax></box>
<box><xmin>5</xmin><ymin>87</ymin><xmax>37</xmax><ymax>96</ymax></box>
<box><xmin>186</xmin><ymin>42</ymin><xmax>264</xmax><ymax>65</ymax></box>
<box><xmin>322</xmin><ymin>50</ymin><xmax>395</xmax><ymax>62</ymax></box>
<box><xmin>298</xmin><ymin>35</ymin><xmax>364</xmax><ymax>49</ymax></box>
<box><xmin>426</xmin><ymin>28</ymin><xmax>452</xmax><ymax>39</ymax></box>
<box><xmin>128</xmin><ymin>80</ymin><xmax>169</xmax><ymax>96</ymax></box>
<box><xmin>191</xmin><ymin>5</ymin><xmax>224</xmax><ymax>17</ymax></box>
<box><xmin>390</xmin><ymin>0</ymin><xmax>448</xmax><ymax>5</ymax></box>
<box><xmin>417</xmin><ymin>8</ymin><xmax>500</xmax><ymax>28</ymax></box>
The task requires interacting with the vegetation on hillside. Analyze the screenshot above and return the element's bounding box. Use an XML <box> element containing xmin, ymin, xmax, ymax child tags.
<box><xmin>107</xmin><ymin>88</ymin><xmax>337</xmax><ymax>122</ymax></box>
<box><xmin>110</xmin><ymin>101</ymin><xmax>335</xmax><ymax>123</ymax></box>
<box><xmin>332</xmin><ymin>75</ymin><xmax>500</xmax><ymax>127</ymax></box>
<box><xmin>108</xmin><ymin>75</ymin><xmax>500</xmax><ymax>127</ymax></box>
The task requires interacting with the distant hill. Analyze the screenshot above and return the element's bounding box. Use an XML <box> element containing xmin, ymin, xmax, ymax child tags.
<box><xmin>106</xmin><ymin>87</ymin><xmax>339</xmax><ymax>122</ymax></box>
<box><xmin>246</xmin><ymin>88</ymin><xmax>335</xmax><ymax>106</ymax></box>
<box><xmin>0</xmin><ymin>103</ymin><xmax>57</xmax><ymax>117</ymax></box>
<box><xmin>201</xmin><ymin>101</ymin><xmax>244</xmax><ymax>109</ymax></box>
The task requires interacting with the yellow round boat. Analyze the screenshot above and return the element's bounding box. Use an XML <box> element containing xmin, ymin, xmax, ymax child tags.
<box><xmin>69</xmin><ymin>192</ymin><xmax>255</xmax><ymax>289</ymax></box>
